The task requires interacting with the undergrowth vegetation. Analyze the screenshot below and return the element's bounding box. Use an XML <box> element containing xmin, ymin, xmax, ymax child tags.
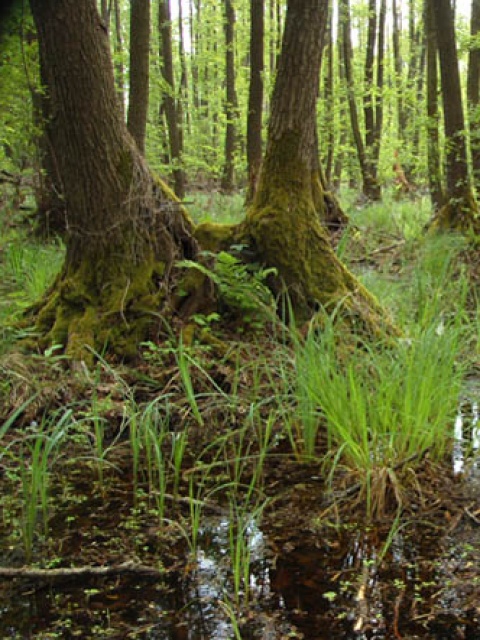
<box><xmin>0</xmin><ymin>189</ymin><xmax>478</xmax><ymax>622</ymax></box>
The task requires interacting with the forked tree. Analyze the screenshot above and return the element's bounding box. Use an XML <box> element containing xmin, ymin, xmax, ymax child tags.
<box><xmin>30</xmin><ymin>0</ymin><xmax>392</xmax><ymax>361</ymax></box>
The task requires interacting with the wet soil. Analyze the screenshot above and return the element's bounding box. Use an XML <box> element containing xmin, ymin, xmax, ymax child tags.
<box><xmin>1</xmin><ymin>348</ymin><xmax>480</xmax><ymax>639</ymax></box>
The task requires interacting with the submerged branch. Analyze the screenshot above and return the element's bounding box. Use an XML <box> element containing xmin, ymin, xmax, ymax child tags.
<box><xmin>0</xmin><ymin>561</ymin><xmax>162</xmax><ymax>581</ymax></box>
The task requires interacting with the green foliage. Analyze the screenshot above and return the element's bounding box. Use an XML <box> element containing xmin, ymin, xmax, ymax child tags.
<box><xmin>291</xmin><ymin>314</ymin><xmax>465</xmax><ymax>519</ymax></box>
<box><xmin>178</xmin><ymin>250</ymin><xmax>277</xmax><ymax>326</ymax></box>
<box><xmin>188</xmin><ymin>192</ymin><xmax>246</xmax><ymax>225</ymax></box>
<box><xmin>0</xmin><ymin>6</ymin><xmax>39</xmax><ymax>173</ymax></box>
<box><xmin>0</xmin><ymin>237</ymin><xmax>64</xmax><ymax>351</ymax></box>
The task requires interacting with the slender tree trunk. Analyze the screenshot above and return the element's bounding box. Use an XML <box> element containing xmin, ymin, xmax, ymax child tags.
<box><xmin>363</xmin><ymin>0</ymin><xmax>377</xmax><ymax>153</ymax></box>
<box><xmin>246</xmin><ymin>0</ymin><xmax>264</xmax><ymax>203</ymax></box>
<box><xmin>178</xmin><ymin>0</ymin><xmax>189</xmax><ymax>138</ymax></box>
<box><xmin>392</xmin><ymin>0</ymin><xmax>406</xmax><ymax>139</ymax></box>
<box><xmin>431</xmin><ymin>0</ymin><xmax>478</xmax><ymax>229</ymax></box>
<box><xmin>425</xmin><ymin>0</ymin><xmax>444</xmax><ymax>211</ymax></box>
<box><xmin>340</xmin><ymin>0</ymin><xmax>380</xmax><ymax>200</ymax></box>
<box><xmin>468</xmin><ymin>0</ymin><xmax>480</xmax><ymax>191</ymax></box>
<box><xmin>113</xmin><ymin>0</ymin><xmax>125</xmax><ymax>118</ymax></box>
<box><xmin>159</xmin><ymin>0</ymin><xmax>186</xmax><ymax>199</ymax></box>
<box><xmin>245</xmin><ymin>0</ymin><xmax>391</xmax><ymax>335</ymax></box>
<box><xmin>100</xmin><ymin>0</ymin><xmax>111</xmax><ymax>28</ymax></box>
<box><xmin>29</xmin><ymin>0</ymin><xmax>196</xmax><ymax>359</ymax></box>
<box><xmin>324</xmin><ymin>0</ymin><xmax>335</xmax><ymax>185</ymax></box>
<box><xmin>373</xmin><ymin>0</ymin><xmax>386</xmax><ymax>164</ymax></box>
<box><xmin>127</xmin><ymin>0</ymin><xmax>150</xmax><ymax>154</ymax></box>
<box><xmin>221</xmin><ymin>0</ymin><xmax>239</xmax><ymax>193</ymax></box>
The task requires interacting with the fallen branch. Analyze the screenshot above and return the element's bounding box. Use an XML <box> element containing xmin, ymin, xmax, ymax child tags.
<box><xmin>0</xmin><ymin>560</ymin><xmax>162</xmax><ymax>581</ymax></box>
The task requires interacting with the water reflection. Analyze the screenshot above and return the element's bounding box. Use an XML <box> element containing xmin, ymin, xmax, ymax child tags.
<box><xmin>453</xmin><ymin>400</ymin><xmax>480</xmax><ymax>475</ymax></box>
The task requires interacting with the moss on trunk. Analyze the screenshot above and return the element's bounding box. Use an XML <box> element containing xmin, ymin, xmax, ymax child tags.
<box><xmin>244</xmin><ymin>133</ymin><xmax>395</xmax><ymax>338</ymax></box>
<box><xmin>428</xmin><ymin>189</ymin><xmax>480</xmax><ymax>233</ymax></box>
<box><xmin>30</xmin><ymin>161</ymin><xmax>197</xmax><ymax>362</ymax></box>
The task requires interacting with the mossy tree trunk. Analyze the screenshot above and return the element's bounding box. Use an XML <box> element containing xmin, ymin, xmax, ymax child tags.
<box><xmin>245</xmin><ymin>0</ymin><xmax>391</xmax><ymax>334</ymax></box>
<box><xmin>29</xmin><ymin>0</ymin><xmax>197</xmax><ymax>360</ymax></box>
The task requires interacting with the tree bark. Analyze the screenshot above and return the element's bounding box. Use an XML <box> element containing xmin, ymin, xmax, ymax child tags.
<box><xmin>29</xmin><ymin>0</ymin><xmax>196</xmax><ymax>360</ymax></box>
<box><xmin>159</xmin><ymin>0</ymin><xmax>186</xmax><ymax>199</ymax></box>
<box><xmin>340</xmin><ymin>0</ymin><xmax>381</xmax><ymax>201</ymax></box>
<box><xmin>425</xmin><ymin>0</ymin><xmax>444</xmax><ymax>211</ymax></box>
<box><xmin>127</xmin><ymin>0</ymin><xmax>150</xmax><ymax>154</ymax></box>
<box><xmin>221</xmin><ymin>0</ymin><xmax>239</xmax><ymax>194</ymax></box>
<box><xmin>246</xmin><ymin>0</ymin><xmax>264</xmax><ymax>203</ymax></box>
<box><xmin>392</xmin><ymin>0</ymin><xmax>406</xmax><ymax>139</ymax></box>
<box><xmin>468</xmin><ymin>0</ymin><xmax>480</xmax><ymax>192</ymax></box>
<box><xmin>245</xmin><ymin>0</ymin><xmax>392</xmax><ymax>335</ymax></box>
<box><xmin>430</xmin><ymin>0</ymin><xmax>478</xmax><ymax>230</ymax></box>
<box><xmin>113</xmin><ymin>0</ymin><xmax>126</xmax><ymax>118</ymax></box>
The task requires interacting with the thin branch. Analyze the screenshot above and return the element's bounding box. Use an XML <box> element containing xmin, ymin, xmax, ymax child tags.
<box><xmin>0</xmin><ymin>560</ymin><xmax>162</xmax><ymax>581</ymax></box>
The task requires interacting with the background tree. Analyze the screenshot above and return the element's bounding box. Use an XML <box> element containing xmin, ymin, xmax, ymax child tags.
<box><xmin>425</xmin><ymin>0</ymin><xmax>444</xmax><ymax>211</ymax></box>
<box><xmin>127</xmin><ymin>0</ymin><xmax>150</xmax><ymax>153</ymax></box>
<box><xmin>159</xmin><ymin>0</ymin><xmax>186</xmax><ymax>198</ymax></box>
<box><xmin>113</xmin><ymin>0</ymin><xmax>126</xmax><ymax>118</ymax></box>
<box><xmin>468</xmin><ymin>0</ymin><xmax>480</xmax><ymax>192</ymax></box>
<box><xmin>29</xmin><ymin>0</ymin><xmax>196</xmax><ymax>359</ymax></box>
<box><xmin>246</xmin><ymin>0</ymin><xmax>264</xmax><ymax>203</ymax></box>
<box><xmin>431</xmin><ymin>0</ymin><xmax>478</xmax><ymax>229</ymax></box>
<box><xmin>339</xmin><ymin>0</ymin><xmax>381</xmax><ymax>200</ymax></box>
<box><xmin>221</xmin><ymin>0</ymin><xmax>239</xmax><ymax>193</ymax></box>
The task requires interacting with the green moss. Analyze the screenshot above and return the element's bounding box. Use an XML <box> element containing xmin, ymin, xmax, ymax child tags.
<box><xmin>30</xmin><ymin>245</ymin><xmax>169</xmax><ymax>362</ymax></box>
<box><xmin>245</xmin><ymin>131</ymin><xmax>396</xmax><ymax>338</ymax></box>
<box><xmin>428</xmin><ymin>189</ymin><xmax>480</xmax><ymax>234</ymax></box>
<box><xmin>194</xmin><ymin>221</ymin><xmax>240</xmax><ymax>252</ymax></box>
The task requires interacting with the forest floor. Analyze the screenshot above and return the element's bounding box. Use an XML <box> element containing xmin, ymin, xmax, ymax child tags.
<box><xmin>1</xmin><ymin>189</ymin><xmax>480</xmax><ymax>639</ymax></box>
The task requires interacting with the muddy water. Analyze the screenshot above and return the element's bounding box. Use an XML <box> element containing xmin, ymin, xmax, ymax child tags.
<box><xmin>1</xmin><ymin>403</ymin><xmax>480</xmax><ymax>639</ymax></box>
<box><xmin>3</xmin><ymin>512</ymin><xmax>478</xmax><ymax>639</ymax></box>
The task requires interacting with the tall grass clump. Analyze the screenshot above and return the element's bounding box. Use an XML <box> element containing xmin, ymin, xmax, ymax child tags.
<box><xmin>292</xmin><ymin>312</ymin><xmax>466</xmax><ymax>518</ymax></box>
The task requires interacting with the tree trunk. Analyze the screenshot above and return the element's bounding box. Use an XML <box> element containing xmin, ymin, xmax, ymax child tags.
<box><xmin>246</xmin><ymin>0</ymin><xmax>264</xmax><ymax>203</ymax></box>
<box><xmin>177</xmin><ymin>0</ymin><xmax>189</xmax><ymax>139</ymax></box>
<box><xmin>425</xmin><ymin>0</ymin><xmax>444</xmax><ymax>211</ymax></box>
<box><xmin>245</xmin><ymin>0</ymin><xmax>391</xmax><ymax>334</ymax></box>
<box><xmin>159</xmin><ymin>0</ymin><xmax>186</xmax><ymax>199</ymax></box>
<box><xmin>340</xmin><ymin>0</ymin><xmax>381</xmax><ymax>201</ymax></box>
<box><xmin>29</xmin><ymin>0</ymin><xmax>196</xmax><ymax>360</ymax></box>
<box><xmin>113</xmin><ymin>0</ymin><xmax>126</xmax><ymax>118</ymax></box>
<box><xmin>392</xmin><ymin>0</ymin><xmax>406</xmax><ymax>139</ymax></box>
<box><xmin>323</xmin><ymin>0</ymin><xmax>335</xmax><ymax>185</ymax></box>
<box><xmin>468</xmin><ymin>0</ymin><xmax>480</xmax><ymax>192</ymax></box>
<box><xmin>373</xmin><ymin>0</ymin><xmax>386</xmax><ymax>164</ymax></box>
<box><xmin>221</xmin><ymin>0</ymin><xmax>239</xmax><ymax>194</ymax></box>
<box><xmin>127</xmin><ymin>0</ymin><xmax>150</xmax><ymax>154</ymax></box>
<box><xmin>431</xmin><ymin>0</ymin><xmax>478</xmax><ymax>230</ymax></box>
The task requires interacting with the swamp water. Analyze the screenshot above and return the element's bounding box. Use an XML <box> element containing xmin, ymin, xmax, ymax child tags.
<box><xmin>1</xmin><ymin>403</ymin><xmax>480</xmax><ymax>639</ymax></box>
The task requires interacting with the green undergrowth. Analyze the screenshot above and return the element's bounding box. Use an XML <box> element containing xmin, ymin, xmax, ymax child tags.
<box><xmin>0</xmin><ymin>192</ymin><xmax>479</xmax><ymax>618</ymax></box>
<box><xmin>0</xmin><ymin>235</ymin><xmax>64</xmax><ymax>352</ymax></box>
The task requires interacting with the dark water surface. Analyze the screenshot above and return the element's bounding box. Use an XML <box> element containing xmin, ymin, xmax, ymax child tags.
<box><xmin>1</xmin><ymin>400</ymin><xmax>480</xmax><ymax>639</ymax></box>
